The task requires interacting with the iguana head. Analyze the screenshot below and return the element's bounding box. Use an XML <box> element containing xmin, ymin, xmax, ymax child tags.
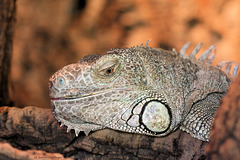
<box><xmin>49</xmin><ymin>47</ymin><xmax>174</xmax><ymax>136</ymax></box>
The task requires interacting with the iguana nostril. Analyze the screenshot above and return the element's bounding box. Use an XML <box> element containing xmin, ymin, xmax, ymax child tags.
<box><xmin>49</xmin><ymin>81</ymin><xmax>53</xmax><ymax>89</ymax></box>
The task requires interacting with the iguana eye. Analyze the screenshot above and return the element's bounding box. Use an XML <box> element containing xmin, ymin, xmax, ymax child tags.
<box><xmin>94</xmin><ymin>56</ymin><xmax>121</xmax><ymax>80</ymax></box>
<box><xmin>103</xmin><ymin>66</ymin><xmax>114</xmax><ymax>76</ymax></box>
<box><xmin>58</xmin><ymin>77</ymin><xmax>65</xmax><ymax>87</ymax></box>
<box><xmin>98</xmin><ymin>60</ymin><xmax>118</xmax><ymax>77</ymax></box>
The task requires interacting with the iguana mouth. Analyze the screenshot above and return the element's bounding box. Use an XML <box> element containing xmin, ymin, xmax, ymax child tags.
<box><xmin>51</xmin><ymin>87</ymin><xmax>138</xmax><ymax>101</ymax></box>
<box><xmin>51</xmin><ymin>98</ymin><xmax>68</xmax><ymax>101</ymax></box>
<box><xmin>51</xmin><ymin>96</ymin><xmax>86</xmax><ymax>101</ymax></box>
<box><xmin>50</xmin><ymin>92</ymin><xmax>95</xmax><ymax>101</ymax></box>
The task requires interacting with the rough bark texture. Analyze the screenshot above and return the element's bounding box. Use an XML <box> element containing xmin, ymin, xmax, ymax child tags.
<box><xmin>0</xmin><ymin>106</ymin><xmax>207</xmax><ymax>159</ymax></box>
<box><xmin>0</xmin><ymin>0</ymin><xmax>15</xmax><ymax>106</ymax></box>
<box><xmin>206</xmin><ymin>75</ymin><xmax>240</xmax><ymax>159</ymax></box>
<box><xmin>0</xmin><ymin>142</ymin><xmax>72</xmax><ymax>160</ymax></box>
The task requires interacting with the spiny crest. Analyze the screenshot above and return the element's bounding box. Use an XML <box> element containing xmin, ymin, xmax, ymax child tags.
<box><xmin>140</xmin><ymin>39</ymin><xmax>151</xmax><ymax>47</ymax></box>
<box><xmin>56</xmin><ymin>115</ymin><xmax>104</xmax><ymax>136</ymax></box>
<box><xmin>177</xmin><ymin>42</ymin><xmax>239</xmax><ymax>77</ymax></box>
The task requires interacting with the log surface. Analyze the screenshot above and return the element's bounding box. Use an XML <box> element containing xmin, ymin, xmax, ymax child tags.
<box><xmin>0</xmin><ymin>106</ymin><xmax>207</xmax><ymax>159</ymax></box>
<box><xmin>207</xmin><ymin>75</ymin><xmax>240</xmax><ymax>159</ymax></box>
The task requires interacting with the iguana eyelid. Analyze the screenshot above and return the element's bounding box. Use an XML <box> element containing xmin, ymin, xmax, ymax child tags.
<box><xmin>97</xmin><ymin>59</ymin><xmax>121</xmax><ymax>78</ymax></box>
<box><xmin>99</xmin><ymin>64</ymin><xmax>116</xmax><ymax>73</ymax></box>
<box><xmin>99</xmin><ymin>60</ymin><xmax>118</xmax><ymax>71</ymax></box>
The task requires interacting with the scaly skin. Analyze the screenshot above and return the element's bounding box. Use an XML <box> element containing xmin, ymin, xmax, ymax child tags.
<box><xmin>49</xmin><ymin>43</ymin><xmax>237</xmax><ymax>141</ymax></box>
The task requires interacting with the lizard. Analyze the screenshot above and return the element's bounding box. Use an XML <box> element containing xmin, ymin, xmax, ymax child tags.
<box><xmin>49</xmin><ymin>41</ymin><xmax>239</xmax><ymax>141</ymax></box>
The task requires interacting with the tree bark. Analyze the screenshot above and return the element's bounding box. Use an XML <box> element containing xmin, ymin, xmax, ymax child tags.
<box><xmin>0</xmin><ymin>106</ymin><xmax>207</xmax><ymax>159</ymax></box>
<box><xmin>206</xmin><ymin>75</ymin><xmax>240</xmax><ymax>159</ymax></box>
<box><xmin>0</xmin><ymin>0</ymin><xmax>15</xmax><ymax>106</ymax></box>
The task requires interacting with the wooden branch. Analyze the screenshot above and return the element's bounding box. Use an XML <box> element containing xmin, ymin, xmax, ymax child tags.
<box><xmin>0</xmin><ymin>0</ymin><xmax>16</xmax><ymax>106</ymax></box>
<box><xmin>0</xmin><ymin>106</ymin><xmax>206</xmax><ymax>159</ymax></box>
<box><xmin>207</xmin><ymin>75</ymin><xmax>240</xmax><ymax>159</ymax></box>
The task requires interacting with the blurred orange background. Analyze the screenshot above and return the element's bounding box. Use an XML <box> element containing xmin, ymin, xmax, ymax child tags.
<box><xmin>11</xmin><ymin>0</ymin><xmax>240</xmax><ymax>108</ymax></box>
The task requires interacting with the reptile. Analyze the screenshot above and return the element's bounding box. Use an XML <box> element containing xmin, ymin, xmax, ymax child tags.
<box><xmin>49</xmin><ymin>41</ymin><xmax>239</xmax><ymax>141</ymax></box>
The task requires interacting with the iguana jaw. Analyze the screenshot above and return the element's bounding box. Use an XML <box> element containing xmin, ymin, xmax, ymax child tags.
<box><xmin>50</xmin><ymin>94</ymin><xmax>106</xmax><ymax>136</ymax></box>
<box><xmin>50</xmin><ymin>90</ymin><xmax>174</xmax><ymax>137</ymax></box>
<box><xmin>50</xmin><ymin>87</ymin><xmax>140</xmax><ymax>126</ymax></box>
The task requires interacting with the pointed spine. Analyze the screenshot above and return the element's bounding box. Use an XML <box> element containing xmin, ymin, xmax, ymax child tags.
<box><xmin>189</xmin><ymin>43</ymin><xmax>202</xmax><ymax>59</ymax></box>
<box><xmin>172</xmin><ymin>48</ymin><xmax>177</xmax><ymax>54</ymax></box>
<box><xmin>75</xmin><ymin>129</ymin><xmax>80</xmax><ymax>137</ymax></box>
<box><xmin>224</xmin><ymin>62</ymin><xmax>232</xmax><ymax>74</ymax></box>
<box><xmin>145</xmin><ymin>39</ymin><xmax>151</xmax><ymax>47</ymax></box>
<box><xmin>198</xmin><ymin>45</ymin><xmax>215</xmax><ymax>62</ymax></box>
<box><xmin>205</xmin><ymin>51</ymin><xmax>216</xmax><ymax>65</ymax></box>
<box><xmin>233</xmin><ymin>64</ymin><xmax>239</xmax><ymax>76</ymax></box>
<box><xmin>67</xmin><ymin>126</ymin><xmax>71</xmax><ymax>132</ymax></box>
<box><xmin>180</xmin><ymin>42</ymin><xmax>190</xmax><ymax>55</ymax></box>
<box><xmin>84</xmin><ymin>130</ymin><xmax>91</xmax><ymax>136</ymax></box>
<box><xmin>216</xmin><ymin>61</ymin><xmax>226</xmax><ymax>70</ymax></box>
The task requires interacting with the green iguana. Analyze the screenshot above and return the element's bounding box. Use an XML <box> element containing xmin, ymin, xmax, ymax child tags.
<box><xmin>49</xmin><ymin>42</ymin><xmax>239</xmax><ymax>141</ymax></box>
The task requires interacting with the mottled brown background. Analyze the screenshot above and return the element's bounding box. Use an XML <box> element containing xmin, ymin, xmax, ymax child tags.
<box><xmin>11</xmin><ymin>0</ymin><xmax>240</xmax><ymax>108</ymax></box>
